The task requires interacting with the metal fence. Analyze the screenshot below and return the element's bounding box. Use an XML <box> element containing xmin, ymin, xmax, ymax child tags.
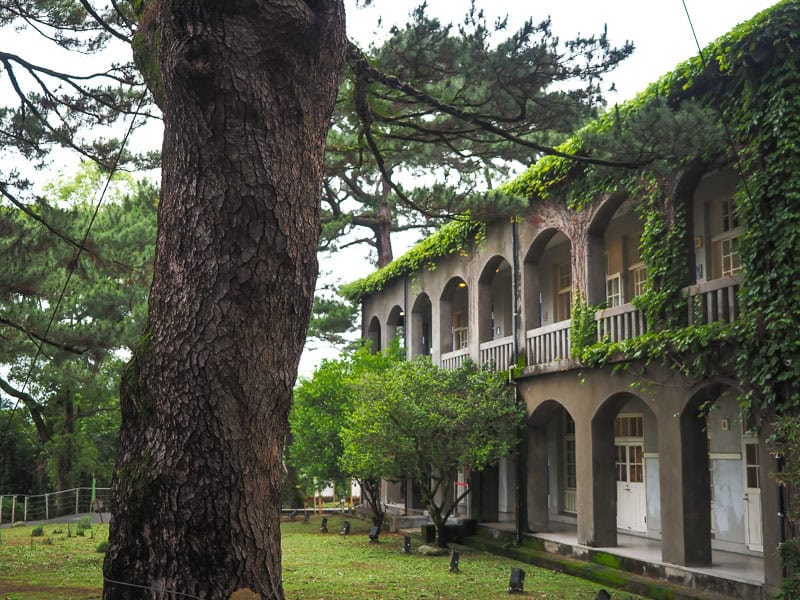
<box><xmin>0</xmin><ymin>487</ymin><xmax>111</xmax><ymax>524</ymax></box>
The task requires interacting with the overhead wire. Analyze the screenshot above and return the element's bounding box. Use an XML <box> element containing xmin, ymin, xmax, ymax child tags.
<box><xmin>680</xmin><ymin>0</ymin><xmax>765</xmax><ymax>235</ymax></box>
<box><xmin>0</xmin><ymin>90</ymin><xmax>149</xmax><ymax>442</ymax></box>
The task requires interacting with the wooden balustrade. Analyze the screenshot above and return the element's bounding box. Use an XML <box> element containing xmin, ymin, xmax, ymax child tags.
<box><xmin>686</xmin><ymin>274</ymin><xmax>741</xmax><ymax>325</ymax></box>
<box><xmin>437</xmin><ymin>277</ymin><xmax>741</xmax><ymax>371</ymax></box>
<box><xmin>525</xmin><ymin>320</ymin><xmax>571</xmax><ymax>365</ymax></box>
<box><xmin>479</xmin><ymin>336</ymin><xmax>515</xmax><ymax>371</ymax></box>
<box><xmin>440</xmin><ymin>347</ymin><xmax>471</xmax><ymax>370</ymax></box>
<box><xmin>596</xmin><ymin>303</ymin><xmax>647</xmax><ymax>343</ymax></box>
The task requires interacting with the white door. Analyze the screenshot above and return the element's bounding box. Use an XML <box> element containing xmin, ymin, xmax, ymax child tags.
<box><xmin>616</xmin><ymin>443</ymin><xmax>646</xmax><ymax>532</ymax></box>
<box><xmin>743</xmin><ymin>440</ymin><xmax>763</xmax><ymax>551</ymax></box>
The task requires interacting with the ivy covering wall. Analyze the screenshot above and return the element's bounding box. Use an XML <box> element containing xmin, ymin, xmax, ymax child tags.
<box><xmin>344</xmin><ymin>3</ymin><xmax>800</xmax><ymax>586</ymax></box>
<box><xmin>345</xmin><ymin>1</ymin><xmax>800</xmax><ymax>416</ymax></box>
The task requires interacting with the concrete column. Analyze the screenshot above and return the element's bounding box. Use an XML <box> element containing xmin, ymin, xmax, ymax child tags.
<box><xmin>759</xmin><ymin>427</ymin><xmax>783</xmax><ymax>594</ymax></box>
<box><xmin>576</xmin><ymin>416</ymin><xmax>617</xmax><ymax>546</ymax></box>
<box><xmin>658</xmin><ymin>407</ymin><xmax>712</xmax><ymax>566</ymax></box>
<box><xmin>526</xmin><ymin>425</ymin><xmax>549</xmax><ymax>532</ymax></box>
<box><xmin>585</xmin><ymin>231</ymin><xmax>606</xmax><ymax>306</ymax></box>
<box><xmin>468</xmin><ymin>276</ymin><xmax>480</xmax><ymax>365</ymax></box>
<box><xmin>470</xmin><ymin>465</ymin><xmax>499</xmax><ymax>522</ymax></box>
<box><xmin>431</xmin><ymin>287</ymin><xmax>442</xmax><ymax>365</ymax></box>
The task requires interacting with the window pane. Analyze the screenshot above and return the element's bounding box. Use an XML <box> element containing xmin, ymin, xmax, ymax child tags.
<box><xmin>633</xmin><ymin>417</ymin><xmax>643</xmax><ymax>438</ymax></box>
<box><xmin>615</xmin><ymin>445</ymin><xmax>627</xmax><ymax>482</ymax></box>
<box><xmin>631</xmin><ymin>265</ymin><xmax>647</xmax><ymax>297</ymax></box>
<box><xmin>746</xmin><ymin>443</ymin><xmax>758</xmax><ymax>466</ymax></box>
<box><xmin>747</xmin><ymin>466</ymin><xmax>760</xmax><ymax>489</ymax></box>
<box><xmin>606</xmin><ymin>275</ymin><xmax>621</xmax><ymax>307</ymax></box>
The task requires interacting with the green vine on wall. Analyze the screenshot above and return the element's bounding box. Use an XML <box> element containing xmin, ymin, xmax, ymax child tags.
<box><xmin>340</xmin><ymin>218</ymin><xmax>486</xmax><ymax>302</ymax></box>
<box><xmin>570</xmin><ymin>294</ymin><xmax>597</xmax><ymax>359</ymax></box>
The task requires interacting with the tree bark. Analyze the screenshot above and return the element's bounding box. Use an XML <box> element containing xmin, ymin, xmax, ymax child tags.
<box><xmin>375</xmin><ymin>180</ymin><xmax>394</xmax><ymax>267</ymax></box>
<box><xmin>104</xmin><ymin>2</ymin><xmax>346</xmax><ymax>598</ymax></box>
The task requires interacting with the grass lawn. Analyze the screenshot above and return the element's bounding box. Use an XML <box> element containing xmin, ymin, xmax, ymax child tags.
<box><xmin>0</xmin><ymin>520</ymin><xmax>107</xmax><ymax>599</ymax></box>
<box><xmin>0</xmin><ymin>516</ymin><xmax>646</xmax><ymax>599</ymax></box>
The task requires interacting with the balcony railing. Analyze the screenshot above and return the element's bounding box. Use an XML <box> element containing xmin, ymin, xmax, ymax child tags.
<box><xmin>479</xmin><ymin>336</ymin><xmax>514</xmax><ymax>371</ymax></box>
<box><xmin>526</xmin><ymin>320</ymin><xmax>571</xmax><ymax>365</ymax></box>
<box><xmin>441</xmin><ymin>347</ymin><xmax>470</xmax><ymax>371</ymax></box>
<box><xmin>596</xmin><ymin>302</ymin><xmax>647</xmax><ymax>343</ymax></box>
<box><xmin>686</xmin><ymin>274</ymin><xmax>741</xmax><ymax>325</ymax></box>
<box><xmin>594</xmin><ymin>276</ymin><xmax>742</xmax><ymax>344</ymax></box>
<box><xmin>434</xmin><ymin>276</ymin><xmax>741</xmax><ymax>370</ymax></box>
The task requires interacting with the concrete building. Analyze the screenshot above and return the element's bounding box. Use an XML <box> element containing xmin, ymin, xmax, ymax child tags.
<box><xmin>343</xmin><ymin>3</ymin><xmax>798</xmax><ymax>597</ymax></box>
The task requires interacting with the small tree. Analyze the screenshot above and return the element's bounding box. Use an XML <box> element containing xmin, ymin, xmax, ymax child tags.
<box><xmin>342</xmin><ymin>357</ymin><xmax>523</xmax><ymax>547</ymax></box>
<box><xmin>289</xmin><ymin>340</ymin><xmax>402</xmax><ymax>525</ymax></box>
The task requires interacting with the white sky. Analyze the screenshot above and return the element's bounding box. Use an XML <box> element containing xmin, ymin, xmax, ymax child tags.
<box><xmin>300</xmin><ymin>0</ymin><xmax>779</xmax><ymax>376</ymax></box>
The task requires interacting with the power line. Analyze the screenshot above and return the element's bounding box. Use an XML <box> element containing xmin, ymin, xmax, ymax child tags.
<box><xmin>679</xmin><ymin>0</ymin><xmax>765</xmax><ymax>236</ymax></box>
<box><xmin>0</xmin><ymin>91</ymin><xmax>149</xmax><ymax>441</ymax></box>
<box><xmin>102</xmin><ymin>576</ymin><xmax>205</xmax><ymax>599</ymax></box>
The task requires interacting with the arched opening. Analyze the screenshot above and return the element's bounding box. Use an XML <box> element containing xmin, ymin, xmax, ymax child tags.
<box><xmin>523</xmin><ymin>231</ymin><xmax>572</xmax><ymax>365</ymax></box>
<box><xmin>591</xmin><ymin>393</ymin><xmax>659</xmax><ymax>547</ymax></box>
<box><xmin>671</xmin><ymin>384</ymin><xmax>766</xmax><ymax>570</ymax></box>
<box><xmin>526</xmin><ymin>400</ymin><xmax>576</xmax><ymax>533</ymax></box>
<box><xmin>478</xmin><ymin>256</ymin><xmax>513</xmax><ymax>370</ymax></box>
<box><xmin>523</xmin><ymin>230</ymin><xmax>572</xmax><ymax>330</ymax></box>
<box><xmin>689</xmin><ymin>167</ymin><xmax>743</xmax><ymax>325</ymax></box>
<box><xmin>478</xmin><ymin>256</ymin><xmax>513</xmax><ymax>342</ymax></box>
<box><xmin>588</xmin><ymin>194</ymin><xmax>646</xmax><ymax>309</ymax></box>
<box><xmin>386</xmin><ymin>305</ymin><xmax>405</xmax><ymax>350</ymax></box>
<box><xmin>692</xmin><ymin>168</ymin><xmax>741</xmax><ymax>283</ymax></box>
<box><xmin>366</xmin><ymin>315</ymin><xmax>381</xmax><ymax>353</ymax></box>
<box><xmin>410</xmin><ymin>293</ymin><xmax>432</xmax><ymax>358</ymax></box>
<box><xmin>439</xmin><ymin>276</ymin><xmax>469</xmax><ymax>355</ymax></box>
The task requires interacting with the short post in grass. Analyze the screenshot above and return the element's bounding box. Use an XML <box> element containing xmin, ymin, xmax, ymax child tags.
<box><xmin>302</xmin><ymin>511</ymin><xmax>310</xmax><ymax>524</ymax></box>
<box><xmin>595</xmin><ymin>590</ymin><xmax>611</xmax><ymax>600</ymax></box>
<box><xmin>508</xmin><ymin>567</ymin><xmax>525</xmax><ymax>593</ymax></box>
<box><xmin>402</xmin><ymin>535</ymin><xmax>411</xmax><ymax>554</ymax></box>
<box><xmin>340</xmin><ymin>521</ymin><xmax>350</xmax><ymax>535</ymax></box>
<box><xmin>320</xmin><ymin>517</ymin><xmax>328</xmax><ymax>533</ymax></box>
<box><xmin>449</xmin><ymin>550</ymin><xmax>460</xmax><ymax>573</ymax></box>
<box><xmin>368</xmin><ymin>525</ymin><xmax>379</xmax><ymax>543</ymax></box>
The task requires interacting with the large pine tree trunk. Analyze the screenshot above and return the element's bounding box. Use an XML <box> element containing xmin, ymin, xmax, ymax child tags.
<box><xmin>104</xmin><ymin>2</ymin><xmax>346</xmax><ymax>598</ymax></box>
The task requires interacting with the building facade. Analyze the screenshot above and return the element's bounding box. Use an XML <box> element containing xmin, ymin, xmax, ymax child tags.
<box><xmin>342</xmin><ymin>4</ymin><xmax>800</xmax><ymax>596</ymax></box>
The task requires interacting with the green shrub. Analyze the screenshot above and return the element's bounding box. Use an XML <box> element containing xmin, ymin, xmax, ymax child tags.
<box><xmin>30</xmin><ymin>525</ymin><xmax>44</xmax><ymax>537</ymax></box>
<box><xmin>96</xmin><ymin>541</ymin><xmax>109</xmax><ymax>553</ymax></box>
<box><xmin>44</xmin><ymin>536</ymin><xmax>53</xmax><ymax>545</ymax></box>
<box><xmin>778</xmin><ymin>539</ymin><xmax>800</xmax><ymax>599</ymax></box>
<box><xmin>75</xmin><ymin>516</ymin><xmax>92</xmax><ymax>537</ymax></box>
